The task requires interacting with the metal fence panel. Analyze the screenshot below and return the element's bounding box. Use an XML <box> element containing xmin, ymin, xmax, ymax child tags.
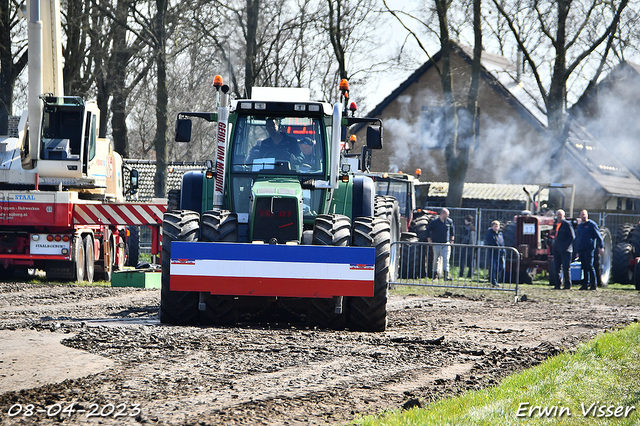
<box><xmin>392</xmin><ymin>241</ymin><xmax>520</xmax><ymax>296</ymax></box>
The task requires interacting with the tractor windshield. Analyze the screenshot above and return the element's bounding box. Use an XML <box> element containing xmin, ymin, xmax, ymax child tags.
<box><xmin>230</xmin><ymin>115</ymin><xmax>325</xmax><ymax>175</ymax></box>
<box><xmin>376</xmin><ymin>180</ymin><xmax>410</xmax><ymax>216</ymax></box>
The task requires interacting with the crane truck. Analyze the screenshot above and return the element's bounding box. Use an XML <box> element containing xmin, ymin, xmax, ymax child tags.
<box><xmin>162</xmin><ymin>78</ymin><xmax>391</xmax><ymax>331</ymax></box>
<box><xmin>0</xmin><ymin>0</ymin><xmax>164</xmax><ymax>281</ymax></box>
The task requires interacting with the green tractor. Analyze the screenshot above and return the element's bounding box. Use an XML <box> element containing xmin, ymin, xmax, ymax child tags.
<box><xmin>160</xmin><ymin>79</ymin><xmax>391</xmax><ymax>331</ymax></box>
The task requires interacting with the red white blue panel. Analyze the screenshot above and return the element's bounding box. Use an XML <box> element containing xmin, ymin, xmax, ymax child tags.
<box><xmin>170</xmin><ymin>242</ymin><xmax>375</xmax><ymax>298</ymax></box>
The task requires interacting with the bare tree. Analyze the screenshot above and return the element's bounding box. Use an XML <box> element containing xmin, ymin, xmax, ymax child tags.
<box><xmin>384</xmin><ymin>0</ymin><xmax>482</xmax><ymax>207</ymax></box>
<box><xmin>492</xmin><ymin>0</ymin><xmax>629</xmax><ymax>188</ymax></box>
<box><xmin>0</xmin><ymin>0</ymin><xmax>27</xmax><ymax>134</ymax></box>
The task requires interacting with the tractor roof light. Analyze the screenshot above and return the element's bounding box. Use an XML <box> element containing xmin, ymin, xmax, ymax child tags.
<box><xmin>213</xmin><ymin>75</ymin><xmax>224</xmax><ymax>89</ymax></box>
<box><xmin>415</xmin><ymin>168</ymin><xmax>422</xmax><ymax>178</ymax></box>
<box><xmin>339</xmin><ymin>79</ymin><xmax>349</xmax><ymax>99</ymax></box>
<box><xmin>349</xmin><ymin>101</ymin><xmax>357</xmax><ymax>112</ymax></box>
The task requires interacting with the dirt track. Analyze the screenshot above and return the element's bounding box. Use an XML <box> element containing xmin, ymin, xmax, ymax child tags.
<box><xmin>0</xmin><ymin>282</ymin><xmax>639</xmax><ymax>425</ymax></box>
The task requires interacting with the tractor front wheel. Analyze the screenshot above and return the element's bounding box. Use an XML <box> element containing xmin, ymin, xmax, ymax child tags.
<box><xmin>307</xmin><ymin>214</ymin><xmax>351</xmax><ymax>330</ymax></box>
<box><xmin>348</xmin><ymin>217</ymin><xmax>390</xmax><ymax>332</ymax></box>
<box><xmin>160</xmin><ymin>210</ymin><xmax>200</xmax><ymax>325</ymax></box>
<box><xmin>198</xmin><ymin>210</ymin><xmax>240</xmax><ymax>326</ymax></box>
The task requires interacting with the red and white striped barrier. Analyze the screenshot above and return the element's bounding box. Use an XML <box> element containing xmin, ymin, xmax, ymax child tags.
<box><xmin>73</xmin><ymin>203</ymin><xmax>166</xmax><ymax>226</ymax></box>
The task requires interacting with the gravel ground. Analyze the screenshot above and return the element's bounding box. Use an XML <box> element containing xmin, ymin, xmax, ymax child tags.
<box><xmin>0</xmin><ymin>281</ymin><xmax>639</xmax><ymax>425</ymax></box>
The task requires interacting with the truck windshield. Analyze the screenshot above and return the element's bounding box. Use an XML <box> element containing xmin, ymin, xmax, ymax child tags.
<box><xmin>230</xmin><ymin>115</ymin><xmax>325</xmax><ymax>175</ymax></box>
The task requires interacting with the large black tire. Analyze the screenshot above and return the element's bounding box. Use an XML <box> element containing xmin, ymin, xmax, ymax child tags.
<box><xmin>375</xmin><ymin>196</ymin><xmax>401</xmax><ymax>282</ymax></box>
<box><xmin>160</xmin><ymin>210</ymin><xmax>200</xmax><ymax>325</ymax></box>
<box><xmin>308</xmin><ymin>214</ymin><xmax>351</xmax><ymax>330</ymax></box>
<box><xmin>503</xmin><ymin>221</ymin><xmax>516</xmax><ymax>248</ymax></box>
<box><xmin>409</xmin><ymin>213</ymin><xmax>433</xmax><ymax>277</ymax></box>
<box><xmin>200</xmin><ymin>210</ymin><xmax>239</xmax><ymax>242</ymax></box>
<box><xmin>312</xmin><ymin>214</ymin><xmax>351</xmax><ymax>246</ymax></box>
<box><xmin>125</xmin><ymin>226</ymin><xmax>140</xmax><ymax>267</ymax></box>
<box><xmin>83</xmin><ymin>234</ymin><xmax>95</xmax><ymax>284</ymax></box>
<box><xmin>348</xmin><ymin>217</ymin><xmax>390</xmax><ymax>332</ymax></box>
<box><xmin>398</xmin><ymin>232</ymin><xmax>426</xmax><ymax>279</ymax></box>
<box><xmin>198</xmin><ymin>210</ymin><xmax>240</xmax><ymax>326</ymax></box>
<box><xmin>409</xmin><ymin>214</ymin><xmax>430</xmax><ymax>242</ymax></box>
<box><xmin>167</xmin><ymin>189</ymin><xmax>181</xmax><ymax>212</ymax></box>
<box><xmin>598</xmin><ymin>227</ymin><xmax>612</xmax><ymax>287</ymax></box>
<box><xmin>612</xmin><ymin>243</ymin><xmax>634</xmax><ymax>284</ymax></box>
<box><xmin>615</xmin><ymin>223</ymin><xmax>634</xmax><ymax>245</ymax></box>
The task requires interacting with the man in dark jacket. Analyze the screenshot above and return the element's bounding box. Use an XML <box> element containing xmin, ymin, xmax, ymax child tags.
<box><xmin>247</xmin><ymin>118</ymin><xmax>304</xmax><ymax>166</ymax></box>
<box><xmin>426</xmin><ymin>208</ymin><xmax>455</xmax><ymax>280</ymax></box>
<box><xmin>484</xmin><ymin>220</ymin><xmax>505</xmax><ymax>286</ymax></box>
<box><xmin>575</xmin><ymin>209</ymin><xmax>604</xmax><ymax>291</ymax></box>
<box><xmin>552</xmin><ymin>209</ymin><xmax>575</xmax><ymax>289</ymax></box>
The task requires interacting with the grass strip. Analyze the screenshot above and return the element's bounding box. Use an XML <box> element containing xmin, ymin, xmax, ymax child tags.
<box><xmin>354</xmin><ymin>322</ymin><xmax>640</xmax><ymax>426</ymax></box>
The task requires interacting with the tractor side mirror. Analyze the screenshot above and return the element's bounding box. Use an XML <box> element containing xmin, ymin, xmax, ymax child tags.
<box><xmin>366</xmin><ymin>125</ymin><xmax>383</xmax><ymax>150</ymax></box>
<box><xmin>175</xmin><ymin>118</ymin><xmax>192</xmax><ymax>142</ymax></box>
<box><xmin>130</xmin><ymin>169</ymin><xmax>139</xmax><ymax>194</ymax></box>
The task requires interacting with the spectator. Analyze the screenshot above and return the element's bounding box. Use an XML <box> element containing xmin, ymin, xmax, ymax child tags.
<box><xmin>459</xmin><ymin>215</ymin><xmax>476</xmax><ymax>278</ymax></box>
<box><xmin>484</xmin><ymin>220</ymin><xmax>505</xmax><ymax>287</ymax></box>
<box><xmin>426</xmin><ymin>208</ymin><xmax>455</xmax><ymax>280</ymax></box>
<box><xmin>575</xmin><ymin>209</ymin><xmax>604</xmax><ymax>291</ymax></box>
<box><xmin>552</xmin><ymin>209</ymin><xmax>575</xmax><ymax>289</ymax></box>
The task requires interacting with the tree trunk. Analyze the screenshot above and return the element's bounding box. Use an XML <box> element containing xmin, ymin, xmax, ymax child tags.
<box><xmin>244</xmin><ymin>0</ymin><xmax>259</xmax><ymax>98</ymax></box>
<box><xmin>153</xmin><ymin>0</ymin><xmax>169</xmax><ymax>197</ymax></box>
<box><xmin>110</xmin><ymin>0</ymin><xmax>132</xmax><ymax>157</ymax></box>
<box><xmin>0</xmin><ymin>0</ymin><xmax>27</xmax><ymax>135</ymax></box>
<box><xmin>436</xmin><ymin>0</ymin><xmax>481</xmax><ymax>208</ymax></box>
<box><xmin>546</xmin><ymin>0</ymin><xmax>569</xmax><ymax>207</ymax></box>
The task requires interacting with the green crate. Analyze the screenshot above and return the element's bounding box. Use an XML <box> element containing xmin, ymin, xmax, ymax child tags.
<box><xmin>111</xmin><ymin>270</ymin><xmax>162</xmax><ymax>288</ymax></box>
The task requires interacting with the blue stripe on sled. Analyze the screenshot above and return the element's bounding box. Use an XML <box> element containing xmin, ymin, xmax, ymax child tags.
<box><xmin>171</xmin><ymin>242</ymin><xmax>375</xmax><ymax>265</ymax></box>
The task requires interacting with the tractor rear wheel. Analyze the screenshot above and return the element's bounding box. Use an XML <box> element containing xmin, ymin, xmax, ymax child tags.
<box><xmin>160</xmin><ymin>210</ymin><xmax>200</xmax><ymax>325</ymax></box>
<box><xmin>375</xmin><ymin>196</ymin><xmax>401</xmax><ymax>282</ymax></box>
<box><xmin>399</xmin><ymin>232</ymin><xmax>426</xmax><ymax>279</ymax></box>
<box><xmin>409</xmin><ymin>213</ymin><xmax>434</xmax><ymax>278</ymax></box>
<box><xmin>308</xmin><ymin>214</ymin><xmax>351</xmax><ymax>330</ymax></box>
<box><xmin>348</xmin><ymin>217</ymin><xmax>390</xmax><ymax>332</ymax></box>
<box><xmin>615</xmin><ymin>223</ymin><xmax>634</xmax><ymax>245</ymax></box>
<box><xmin>167</xmin><ymin>189</ymin><xmax>181</xmax><ymax>211</ymax></box>
<box><xmin>198</xmin><ymin>210</ymin><xmax>240</xmax><ymax>326</ymax></box>
<box><xmin>612</xmin><ymin>243</ymin><xmax>634</xmax><ymax>284</ymax></box>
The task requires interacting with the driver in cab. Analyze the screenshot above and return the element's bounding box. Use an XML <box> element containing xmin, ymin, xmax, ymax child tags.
<box><xmin>247</xmin><ymin>118</ymin><xmax>304</xmax><ymax>166</ymax></box>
